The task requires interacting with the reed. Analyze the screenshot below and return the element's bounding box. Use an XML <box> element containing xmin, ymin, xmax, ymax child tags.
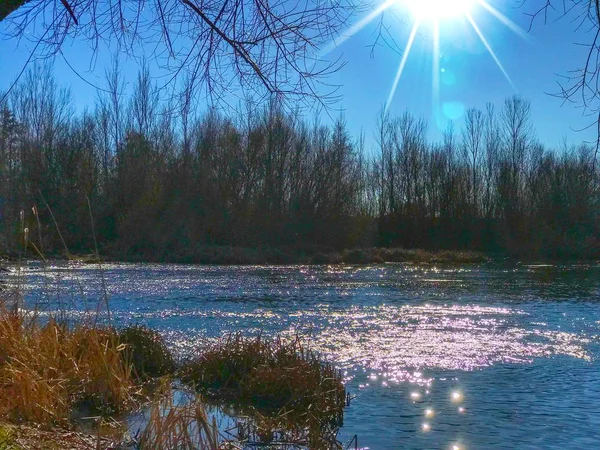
<box><xmin>137</xmin><ymin>384</ymin><xmax>226</xmax><ymax>450</ymax></box>
<box><xmin>0</xmin><ymin>304</ymin><xmax>135</xmax><ymax>426</ymax></box>
<box><xmin>180</xmin><ymin>334</ymin><xmax>347</xmax><ymax>437</ymax></box>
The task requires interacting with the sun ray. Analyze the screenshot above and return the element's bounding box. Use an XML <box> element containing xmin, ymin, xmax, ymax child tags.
<box><xmin>432</xmin><ymin>20</ymin><xmax>441</xmax><ymax>110</ymax></box>
<box><xmin>465</xmin><ymin>12</ymin><xmax>515</xmax><ymax>90</ymax></box>
<box><xmin>329</xmin><ymin>0</ymin><xmax>527</xmax><ymax>116</ymax></box>
<box><xmin>320</xmin><ymin>0</ymin><xmax>397</xmax><ymax>57</ymax></box>
<box><xmin>386</xmin><ymin>20</ymin><xmax>421</xmax><ymax>112</ymax></box>
<box><xmin>476</xmin><ymin>0</ymin><xmax>533</xmax><ymax>42</ymax></box>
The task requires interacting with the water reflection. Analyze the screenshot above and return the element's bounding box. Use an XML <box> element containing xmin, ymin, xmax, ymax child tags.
<box><xmin>451</xmin><ymin>391</ymin><xmax>463</xmax><ymax>402</ymax></box>
<box><xmin>5</xmin><ymin>262</ymin><xmax>600</xmax><ymax>449</ymax></box>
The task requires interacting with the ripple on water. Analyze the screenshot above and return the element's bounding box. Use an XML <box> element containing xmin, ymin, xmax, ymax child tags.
<box><xmin>7</xmin><ymin>262</ymin><xmax>600</xmax><ymax>449</ymax></box>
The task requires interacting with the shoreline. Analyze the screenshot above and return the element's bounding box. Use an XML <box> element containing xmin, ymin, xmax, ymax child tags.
<box><xmin>4</xmin><ymin>246</ymin><xmax>490</xmax><ymax>267</ymax></box>
<box><xmin>4</xmin><ymin>245</ymin><xmax>600</xmax><ymax>268</ymax></box>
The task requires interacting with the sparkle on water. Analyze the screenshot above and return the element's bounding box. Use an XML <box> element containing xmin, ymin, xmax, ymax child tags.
<box><xmin>7</xmin><ymin>262</ymin><xmax>600</xmax><ymax>448</ymax></box>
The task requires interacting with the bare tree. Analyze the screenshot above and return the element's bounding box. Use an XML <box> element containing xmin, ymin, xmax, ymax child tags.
<box><xmin>0</xmin><ymin>0</ymin><xmax>357</xmax><ymax>107</ymax></box>
<box><xmin>462</xmin><ymin>107</ymin><xmax>484</xmax><ymax>216</ymax></box>
<box><xmin>520</xmin><ymin>0</ymin><xmax>600</xmax><ymax>160</ymax></box>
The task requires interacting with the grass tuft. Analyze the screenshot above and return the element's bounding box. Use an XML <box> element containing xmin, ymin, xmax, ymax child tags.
<box><xmin>180</xmin><ymin>334</ymin><xmax>347</xmax><ymax>430</ymax></box>
<box><xmin>119</xmin><ymin>325</ymin><xmax>175</xmax><ymax>379</ymax></box>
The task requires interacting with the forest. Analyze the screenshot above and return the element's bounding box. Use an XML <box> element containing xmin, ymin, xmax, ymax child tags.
<box><xmin>0</xmin><ymin>64</ymin><xmax>599</xmax><ymax>261</ymax></box>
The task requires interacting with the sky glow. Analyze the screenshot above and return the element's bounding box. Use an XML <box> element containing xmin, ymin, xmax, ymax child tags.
<box><xmin>402</xmin><ymin>0</ymin><xmax>475</xmax><ymax>21</ymax></box>
<box><xmin>325</xmin><ymin>0</ymin><xmax>528</xmax><ymax>113</ymax></box>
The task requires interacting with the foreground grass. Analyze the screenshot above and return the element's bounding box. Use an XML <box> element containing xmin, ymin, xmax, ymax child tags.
<box><xmin>0</xmin><ymin>308</ymin><xmax>136</xmax><ymax>426</ymax></box>
<box><xmin>180</xmin><ymin>334</ymin><xmax>347</xmax><ymax>448</ymax></box>
<box><xmin>0</xmin><ymin>297</ymin><xmax>349</xmax><ymax>449</ymax></box>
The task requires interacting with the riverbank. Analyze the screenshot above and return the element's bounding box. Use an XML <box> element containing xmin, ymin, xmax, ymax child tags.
<box><xmin>0</xmin><ymin>295</ymin><xmax>348</xmax><ymax>449</ymax></box>
<box><xmin>2</xmin><ymin>246</ymin><xmax>490</xmax><ymax>266</ymax></box>
<box><xmin>8</xmin><ymin>243</ymin><xmax>600</xmax><ymax>267</ymax></box>
<box><xmin>126</xmin><ymin>246</ymin><xmax>490</xmax><ymax>265</ymax></box>
<box><xmin>0</xmin><ymin>422</ymin><xmax>117</xmax><ymax>450</ymax></box>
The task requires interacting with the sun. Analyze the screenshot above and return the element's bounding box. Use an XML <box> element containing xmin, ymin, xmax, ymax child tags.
<box><xmin>401</xmin><ymin>0</ymin><xmax>475</xmax><ymax>22</ymax></box>
<box><xmin>321</xmin><ymin>0</ymin><xmax>527</xmax><ymax>112</ymax></box>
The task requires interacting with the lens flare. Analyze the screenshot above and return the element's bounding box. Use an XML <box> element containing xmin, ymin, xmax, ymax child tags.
<box><xmin>322</xmin><ymin>0</ymin><xmax>528</xmax><ymax>111</ymax></box>
<box><xmin>386</xmin><ymin>20</ymin><xmax>420</xmax><ymax>112</ymax></box>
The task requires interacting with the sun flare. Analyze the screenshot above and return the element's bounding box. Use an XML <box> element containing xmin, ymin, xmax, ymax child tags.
<box><xmin>322</xmin><ymin>0</ymin><xmax>527</xmax><ymax>113</ymax></box>
<box><xmin>401</xmin><ymin>0</ymin><xmax>475</xmax><ymax>21</ymax></box>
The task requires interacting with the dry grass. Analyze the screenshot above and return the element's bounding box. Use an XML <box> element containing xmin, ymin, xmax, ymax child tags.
<box><xmin>119</xmin><ymin>325</ymin><xmax>175</xmax><ymax>379</ymax></box>
<box><xmin>180</xmin><ymin>334</ymin><xmax>347</xmax><ymax>447</ymax></box>
<box><xmin>335</xmin><ymin>247</ymin><xmax>488</xmax><ymax>264</ymax></box>
<box><xmin>136</xmin><ymin>384</ymin><xmax>232</xmax><ymax>450</ymax></box>
<box><xmin>0</xmin><ymin>305</ymin><xmax>136</xmax><ymax>427</ymax></box>
<box><xmin>0</xmin><ymin>421</ymin><xmax>119</xmax><ymax>450</ymax></box>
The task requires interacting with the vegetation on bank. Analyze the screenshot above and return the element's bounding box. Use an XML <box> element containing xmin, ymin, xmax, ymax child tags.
<box><xmin>2</xmin><ymin>246</ymin><xmax>488</xmax><ymax>267</ymax></box>
<box><xmin>180</xmin><ymin>334</ymin><xmax>346</xmax><ymax>432</ymax></box>
<box><xmin>1</xmin><ymin>65</ymin><xmax>599</xmax><ymax>262</ymax></box>
<box><xmin>0</xmin><ymin>295</ymin><xmax>349</xmax><ymax>449</ymax></box>
<box><xmin>100</xmin><ymin>245</ymin><xmax>489</xmax><ymax>265</ymax></box>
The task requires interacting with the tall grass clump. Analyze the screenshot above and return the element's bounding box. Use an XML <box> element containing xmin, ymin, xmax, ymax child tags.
<box><xmin>180</xmin><ymin>334</ymin><xmax>347</xmax><ymax>442</ymax></box>
<box><xmin>0</xmin><ymin>304</ymin><xmax>136</xmax><ymax>427</ymax></box>
<box><xmin>119</xmin><ymin>325</ymin><xmax>175</xmax><ymax>379</ymax></box>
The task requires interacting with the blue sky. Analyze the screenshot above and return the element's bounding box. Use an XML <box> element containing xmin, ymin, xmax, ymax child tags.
<box><xmin>0</xmin><ymin>0</ymin><xmax>597</xmax><ymax>149</ymax></box>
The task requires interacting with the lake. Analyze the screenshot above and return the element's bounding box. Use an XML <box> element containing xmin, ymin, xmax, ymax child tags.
<box><xmin>11</xmin><ymin>261</ymin><xmax>600</xmax><ymax>449</ymax></box>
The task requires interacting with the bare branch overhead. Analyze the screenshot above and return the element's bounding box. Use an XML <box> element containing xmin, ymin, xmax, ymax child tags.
<box><xmin>0</xmin><ymin>0</ymin><xmax>358</xmax><ymax>108</ymax></box>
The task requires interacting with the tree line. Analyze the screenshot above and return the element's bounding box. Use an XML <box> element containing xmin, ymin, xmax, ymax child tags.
<box><xmin>1</xmin><ymin>64</ymin><xmax>599</xmax><ymax>260</ymax></box>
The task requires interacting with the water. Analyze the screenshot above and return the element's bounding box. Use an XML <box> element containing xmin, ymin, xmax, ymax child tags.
<box><xmin>8</xmin><ymin>261</ymin><xmax>600</xmax><ymax>449</ymax></box>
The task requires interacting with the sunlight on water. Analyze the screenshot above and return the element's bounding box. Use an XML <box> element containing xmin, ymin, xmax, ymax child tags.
<box><xmin>5</xmin><ymin>262</ymin><xmax>600</xmax><ymax>449</ymax></box>
<box><xmin>9</xmin><ymin>262</ymin><xmax>593</xmax><ymax>384</ymax></box>
<box><xmin>281</xmin><ymin>303</ymin><xmax>591</xmax><ymax>386</ymax></box>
